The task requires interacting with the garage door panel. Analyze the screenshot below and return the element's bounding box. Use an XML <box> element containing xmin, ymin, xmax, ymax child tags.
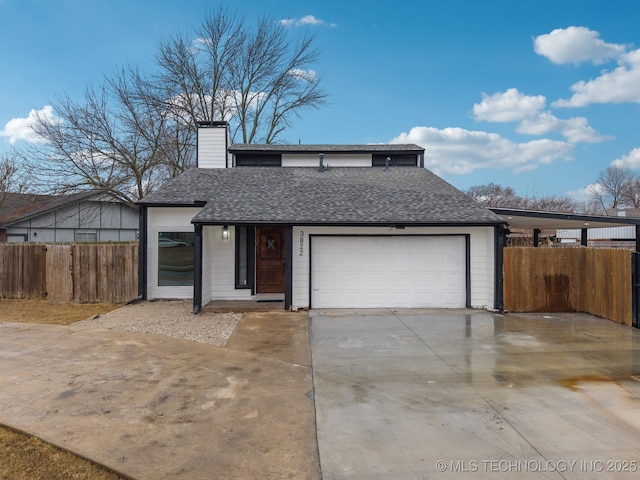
<box><xmin>311</xmin><ymin>236</ymin><xmax>466</xmax><ymax>309</ymax></box>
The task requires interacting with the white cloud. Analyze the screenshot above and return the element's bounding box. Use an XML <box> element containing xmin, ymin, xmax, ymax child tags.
<box><xmin>567</xmin><ymin>183</ymin><xmax>602</xmax><ymax>202</ymax></box>
<box><xmin>515</xmin><ymin>111</ymin><xmax>560</xmax><ymax>135</ymax></box>
<box><xmin>288</xmin><ymin>68</ymin><xmax>317</xmax><ymax>82</ymax></box>
<box><xmin>0</xmin><ymin>105</ymin><xmax>59</xmax><ymax>145</ymax></box>
<box><xmin>518</xmin><ymin>114</ymin><xmax>612</xmax><ymax>143</ymax></box>
<box><xmin>473</xmin><ymin>88</ymin><xmax>546</xmax><ymax>122</ymax></box>
<box><xmin>280</xmin><ymin>15</ymin><xmax>337</xmax><ymax>28</ymax></box>
<box><xmin>473</xmin><ymin>89</ymin><xmax>610</xmax><ymax>144</ymax></box>
<box><xmin>554</xmin><ymin>49</ymin><xmax>640</xmax><ymax>107</ymax></box>
<box><xmin>534</xmin><ymin>26</ymin><xmax>626</xmax><ymax>65</ymax></box>
<box><xmin>390</xmin><ymin>126</ymin><xmax>573</xmax><ymax>176</ymax></box>
<box><xmin>560</xmin><ymin>117</ymin><xmax>613</xmax><ymax>144</ymax></box>
<box><xmin>610</xmin><ymin>147</ymin><xmax>640</xmax><ymax>169</ymax></box>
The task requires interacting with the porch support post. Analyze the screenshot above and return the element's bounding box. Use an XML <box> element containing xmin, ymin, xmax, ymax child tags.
<box><xmin>636</xmin><ymin>225</ymin><xmax>640</xmax><ymax>253</ymax></box>
<box><xmin>284</xmin><ymin>226</ymin><xmax>293</xmax><ymax>310</ymax></box>
<box><xmin>138</xmin><ymin>206</ymin><xmax>148</xmax><ymax>299</ymax></box>
<box><xmin>533</xmin><ymin>229</ymin><xmax>540</xmax><ymax>247</ymax></box>
<box><xmin>581</xmin><ymin>228</ymin><xmax>588</xmax><ymax>246</ymax></box>
<box><xmin>193</xmin><ymin>223</ymin><xmax>203</xmax><ymax>314</ymax></box>
<box><xmin>494</xmin><ymin>224</ymin><xmax>505</xmax><ymax>311</ymax></box>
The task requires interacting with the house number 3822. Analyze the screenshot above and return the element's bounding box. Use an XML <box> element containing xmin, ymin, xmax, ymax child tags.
<box><xmin>299</xmin><ymin>231</ymin><xmax>304</xmax><ymax>256</ymax></box>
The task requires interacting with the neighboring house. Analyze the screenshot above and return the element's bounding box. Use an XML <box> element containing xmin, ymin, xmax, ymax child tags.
<box><xmin>491</xmin><ymin>207</ymin><xmax>640</xmax><ymax>249</ymax></box>
<box><xmin>557</xmin><ymin>208</ymin><xmax>639</xmax><ymax>247</ymax></box>
<box><xmin>0</xmin><ymin>191</ymin><xmax>138</xmax><ymax>243</ymax></box>
<box><xmin>137</xmin><ymin>122</ymin><xmax>506</xmax><ymax>312</ymax></box>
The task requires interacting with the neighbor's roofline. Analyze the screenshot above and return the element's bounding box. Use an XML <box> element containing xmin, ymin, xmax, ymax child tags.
<box><xmin>2</xmin><ymin>191</ymin><xmax>132</xmax><ymax>227</ymax></box>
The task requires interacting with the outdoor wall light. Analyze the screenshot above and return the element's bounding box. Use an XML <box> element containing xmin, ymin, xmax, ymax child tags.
<box><xmin>222</xmin><ymin>225</ymin><xmax>229</xmax><ymax>239</ymax></box>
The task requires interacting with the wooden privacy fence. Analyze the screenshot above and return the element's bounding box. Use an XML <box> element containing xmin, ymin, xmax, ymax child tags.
<box><xmin>504</xmin><ymin>247</ymin><xmax>632</xmax><ymax>326</ymax></box>
<box><xmin>0</xmin><ymin>244</ymin><xmax>47</xmax><ymax>299</ymax></box>
<box><xmin>0</xmin><ymin>243</ymin><xmax>138</xmax><ymax>304</ymax></box>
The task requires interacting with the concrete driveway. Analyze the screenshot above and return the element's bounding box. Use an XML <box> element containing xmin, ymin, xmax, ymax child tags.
<box><xmin>2</xmin><ymin>308</ymin><xmax>640</xmax><ymax>479</ymax></box>
<box><xmin>310</xmin><ymin>309</ymin><xmax>640</xmax><ymax>479</ymax></box>
<box><xmin>0</xmin><ymin>311</ymin><xmax>319</xmax><ymax>480</ymax></box>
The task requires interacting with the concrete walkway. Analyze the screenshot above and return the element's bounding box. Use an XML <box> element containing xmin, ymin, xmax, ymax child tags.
<box><xmin>310</xmin><ymin>309</ymin><xmax>640</xmax><ymax>479</ymax></box>
<box><xmin>0</xmin><ymin>311</ymin><xmax>319</xmax><ymax>480</ymax></box>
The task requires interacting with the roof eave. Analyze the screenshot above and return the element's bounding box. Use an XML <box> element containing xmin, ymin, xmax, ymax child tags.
<box><xmin>228</xmin><ymin>144</ymin><xmax>425</xmax><ymax>154</ymax></box>
<box><xmin>190</xmin><ymin>219</ymin><xmax>505</xmax><ymax>227</ymax></box>
<box><xmin>136</xmin><ymin>200</ymin><xmax>208</xmax><ymax>207</ymax></box>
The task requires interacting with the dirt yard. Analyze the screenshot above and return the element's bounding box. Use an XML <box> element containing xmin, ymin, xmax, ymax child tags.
<box><xmin>0</xmin><ymin>299</ymin><xmax>126</xmax><ymax>479</ymax></box>
<box><xmin>0</xmin><ymin>299</ymin><xmax>119</xmax><ymax>325</ymax></box>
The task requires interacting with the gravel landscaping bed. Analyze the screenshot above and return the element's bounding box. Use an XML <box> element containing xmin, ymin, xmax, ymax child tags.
<box><xmin>74</xmin><ymin>300</ymin><xmax>241</xmax><ymax>347</ymax></box>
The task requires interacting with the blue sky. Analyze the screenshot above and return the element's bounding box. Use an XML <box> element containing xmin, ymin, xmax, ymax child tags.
<box><xmin>2</xmin><ymin>0</ymin><xmax>640</xmax><ymax>201</ymax></box>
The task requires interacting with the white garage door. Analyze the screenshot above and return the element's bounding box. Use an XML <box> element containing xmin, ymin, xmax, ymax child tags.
<box><xmin>311</xmin><ymin>236</ymin><xmax>467</xmax><ymax>308</ymax></box>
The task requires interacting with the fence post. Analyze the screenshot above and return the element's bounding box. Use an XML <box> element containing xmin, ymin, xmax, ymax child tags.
<box><xmin>632</xmin><ymin>252</ymin><xmax>640</xmax><ymax>328</ymax></box>
<box><xmin>494</xmin><ymin>225</ymin><xmax>505</xmax><ymax>311</ymax></box>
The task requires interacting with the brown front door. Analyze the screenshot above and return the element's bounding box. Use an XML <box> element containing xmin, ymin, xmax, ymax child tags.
<box><xmin>255</xmin><ymin>226</ymin><xmax>285</xmax><ymax>293</ymax></box>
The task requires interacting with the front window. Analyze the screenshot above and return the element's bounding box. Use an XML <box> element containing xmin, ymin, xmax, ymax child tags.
<box><xmin>235</xmin><ymin>226</ymin><xmax>254</xmax><ymax>289</ymax></box>
<box><xmin>158</xmin><ymin>232</ymin><xmax>194</xmax><ymax>286</ymax></box>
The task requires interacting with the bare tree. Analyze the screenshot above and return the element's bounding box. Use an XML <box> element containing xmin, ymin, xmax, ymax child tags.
<box><xmin>153</xmin><ymin>8</ymin><xmax>327</xmax><ymax>143</ymax></box>
<box><xmin>622</xmin><ymin>177</ymin><xmax>640</xmax><ymax>208</ymax></box>
<box><xmin>466</xmin><ymin>183</ymin><xmax>577</xmax><ymax>212</ymax></box>
<box><xmin>26</xmin><ymin>76</ymin><xmax>173</xmax><ymax>204</ymax></box>
<box><xmin>0</xmin><ymin>155</ymin><xmax>18</xmax><ymax>194</ymax></box>
<box><xmin>0</xmin><ymin>151</ymin><xmax>30</xmax><ymax>209</ymax></box>
<box><xmin>466</xmin><ymin>183</ymin><xmax>522</xmax><ymax>208</ymax></box>
<box><xmin>590</xmin><ymin>165</ymin><xmax>639</xmax><ymax>213</ymax></box>
<box><xmin>574</xmin><ymin>198</ymin><xmax>602</xmax><ymax>214</ymax></box>
<box><xmin>22</xmin><ymin>7</ymin><xmax>327</xmax><ymax>202</ymax></box>
<box><xmin>521</xmin><ymin>194</ymin><xmax>576</xmax><ymax>212</ymax></box>
<box><xmin>153</xmin><ymin>10</ymin><xmax>244</xmax><ymax>126</ymax></box>
<box><xmin>227</xmin><ymin>16</ymin><xmax>327</xmax><ymax>143</ymax></box>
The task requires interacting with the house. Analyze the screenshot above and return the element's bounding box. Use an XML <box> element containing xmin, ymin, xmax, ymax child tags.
<box><xmin>137</xmin><ymin>122</ymin><xmax>506</xmax><ymax>312</ymax></box>
<box><xmin>0</xmin><ymin>191</ymin><xmax>138</xmax><ymax>243</ymax></box>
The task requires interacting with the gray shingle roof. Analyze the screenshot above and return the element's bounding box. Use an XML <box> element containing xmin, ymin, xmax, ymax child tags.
<box><xmin>138</xmin><ymin>167</ymin><xmax>504</xmax><ymax>225</ymax></box>
<box><xmin>0</xmin><ymin>191</ymin><xmax>104</xmax><ymax>227</ymax></box>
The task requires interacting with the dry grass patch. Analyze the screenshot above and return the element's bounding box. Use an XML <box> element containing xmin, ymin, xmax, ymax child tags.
<box><xmin>0</xmin><ymin>299</ymin><xmax>120</xmax><ymax>325</ymax></box>
<box><xmin>0</xmin><ymin>427</ymin><xmax>127</xmax><ymax>480</ymax></box>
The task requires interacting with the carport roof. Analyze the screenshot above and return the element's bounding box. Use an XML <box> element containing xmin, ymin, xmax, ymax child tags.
<box><xmin>491</xmin><ymin>207</ymin><xmax>640</xmax><ymax>230</ymax></box>
<box><xmin>139</xmin><ymin>167</ymin><xmax>505</xmax><ymax>226</ymax></box>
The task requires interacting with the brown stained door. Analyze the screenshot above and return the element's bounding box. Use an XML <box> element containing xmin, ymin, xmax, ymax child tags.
<box><xmin>255</xmin><ymin>226</ymin><xmax>285</xmax><ymax>293</ymax></box>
